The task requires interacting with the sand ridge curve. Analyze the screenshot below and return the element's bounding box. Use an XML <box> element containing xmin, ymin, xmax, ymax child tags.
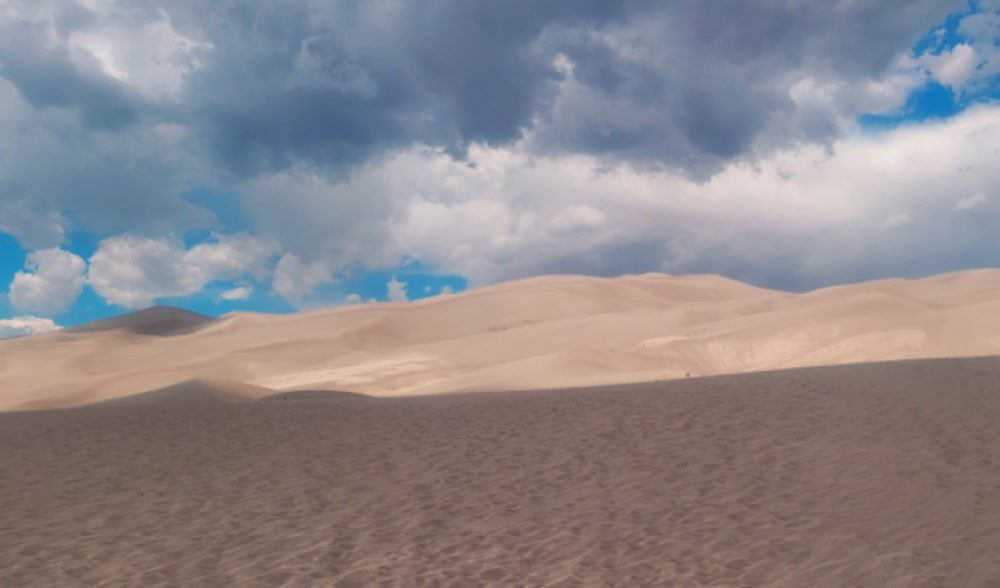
<box><xmin>3</xmin><ymin>269</ymin><xmax>1000</xmax><ymax>409</ymax></box>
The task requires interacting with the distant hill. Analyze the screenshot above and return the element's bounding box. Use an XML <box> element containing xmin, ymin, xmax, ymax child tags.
<box><xmin>3</xmin><ymin>269</ymin><xmax>1000</xmax><ymax>410</ymax></box>
<box><xmin>84</xmin><ymin>378</ymin><xmax>272</xmax><ymax>408</ymax></box>
<box><xmin>67</xmin><ymin>306</ymin><xmax>215</xmax><ymax>336</ymax></box>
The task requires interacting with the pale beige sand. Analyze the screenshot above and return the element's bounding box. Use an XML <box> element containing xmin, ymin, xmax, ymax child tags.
<box><xmin>4</xmin><ymin>269</ymin><xmax>1000</xmax><ymax>410</ymax></box>
<box><xmin>2</xmin><ymin>357</ymin><xmax>999</xmax><ymax>586</ymax></box>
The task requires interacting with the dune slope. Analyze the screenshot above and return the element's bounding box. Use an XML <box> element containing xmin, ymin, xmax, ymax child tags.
<box><xmin>66</xmin><ymin>306</ymin><xmax>216</xmax><ymax>336</ymax></box>
<box><xmin>3</xmin><ymin>269</ymin><xmax>1000</xmax><ymax>409</ymax></box>
<box><xmin>2</xmin><ymin>357</ymin><xmax>999</xmax><ymax>585</ymax></box>
<box><xmin>86</xmin><ymin>379</ymin><xmax>274</xmax><ymax>408</ymax></box>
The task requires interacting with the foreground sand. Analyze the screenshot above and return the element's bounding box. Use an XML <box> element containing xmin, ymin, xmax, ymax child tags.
<box><xmin>5</xmin><ymin>268</ymin><xmax>1000</xmax><ymax>410</ymax></box>
<box><xmin>2</xmin><ymin>357</ymin><xmax>999</xmax><ymax>586</ymax></box>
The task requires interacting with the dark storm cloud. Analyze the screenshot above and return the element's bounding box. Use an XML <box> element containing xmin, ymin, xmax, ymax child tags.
<box><xmin>530</xmin><ymin>0</ymin><xmax>965</xmax><ymax>172</ymax></box>
<box><xmin>159</xmin><ymin>0</ymin><xmax>636</xmax><ymax>174</ymax></box>
<box><xmin>0</xmin><ymin>13</ymin><xmax>137</xmax><ymax>130</ymax></box>
<box><xmin>0</xmin><ymin>0</ymin><xmax>962</xmax><ymax>177</ymax></box>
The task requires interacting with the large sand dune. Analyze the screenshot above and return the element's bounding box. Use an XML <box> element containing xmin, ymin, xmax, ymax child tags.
<box><xmin>2</xmin><ymin>357</ymin><xmax>999</xmax><ymax>585</ymax></box>
<box><xmin>4</xmin><ymin>269</ymin><xmax>1000</xmax><ymax>410</ymax></box>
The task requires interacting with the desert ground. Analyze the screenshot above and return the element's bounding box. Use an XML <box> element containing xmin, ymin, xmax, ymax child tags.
<box><xmin>1</xmin><ymin>356</ymin><xmax>999</xmax><ymax>585</ymax></box>
<box><xmin>4</xmin><ymin>269</ymin><xmax>1000</xmax><ymax>410</ymax></box>
<box><xmin>3</xmin><ymin>270</ymin><xmax>1000</xmax><ymax>585</ymax></box>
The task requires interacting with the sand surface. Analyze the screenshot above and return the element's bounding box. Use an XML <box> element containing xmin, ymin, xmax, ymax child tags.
<box><xmin>2</xmin><ymin>356</ymin><xmax>999</xmax><ymax>586</ymax></box>
<box><xmin>4</xmin><ymin>269</ymin><xmax>1000</xmax><ymax>410</ymax></box>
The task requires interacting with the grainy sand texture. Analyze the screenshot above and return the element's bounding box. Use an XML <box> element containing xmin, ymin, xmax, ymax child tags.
<box><xmin>2</xmin><ymin>357</ymin><xmax>999</xmax><ymax>586</ymax></box>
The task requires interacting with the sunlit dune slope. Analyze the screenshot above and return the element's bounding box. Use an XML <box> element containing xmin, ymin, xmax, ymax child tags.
<box><xmin>3</xmin><ymin>269</ymin><xmax>1000</xmax><ymax>410</ymax></box>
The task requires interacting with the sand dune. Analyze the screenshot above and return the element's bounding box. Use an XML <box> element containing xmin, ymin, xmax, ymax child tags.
<box><xmin>259</xmin><ymin>389</ymin><xmax>369</xmax><ymax>402</ymax></box>
<box><xmin>3</xmin><ymin>269</ymin><xmax>1000</xmax><ymax>409</ymax></box>
<box><xmin>66</xmin><ymin>305</ymin><xmax>216</xmax><ymax>336</ymax></box>
<box><xmin>2</xmin><ymin>357</ymin><xmax>999</xmax><ymax>585</ymax></box>
<box><xmin>86</xmin><ymin>379</ymin><xmax>274</xmax><ymax>409</ymax></box>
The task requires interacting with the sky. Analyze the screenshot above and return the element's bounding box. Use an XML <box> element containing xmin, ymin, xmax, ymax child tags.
<box><xmin>0</xmin><ymin>0</ymin><xmax>998</xmax><ymax>336</ymax></box>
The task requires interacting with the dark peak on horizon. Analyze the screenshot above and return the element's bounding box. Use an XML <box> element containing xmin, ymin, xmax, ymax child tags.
<box><xmin>67</xmin><ymin>305</ymin><xmax>216</xmax><ymax>337</ymax></box>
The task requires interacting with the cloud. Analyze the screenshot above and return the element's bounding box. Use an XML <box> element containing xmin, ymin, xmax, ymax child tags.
<box><xmin>242</xmin><ymin>167</ymin><xmax>394</xmax><ymax>271</ymax></box>
<box><xmin>955</xmin><ymin>193</ymin><xmax>987</xmax><ymax>210</ymax></box>
<box><xmin>0</xmin><ymin>77</ymin><xmax>211</xmax><ymax>249</ymax></box>
<box><xmin>0</xmin><ymin>4</ymin><xmax>212</xmax><ymax>250</ymax></box>
<box><xmin>882</xmin><ymin>213</ymin><xmax>914</xmax><ymax>229</ymax></box>
<box><xmin>185</xmin><ymin>234</ymin><xmax>276</xmax><ymax>282</ymax></box>
<box><xmin>0</xmin><ymin>316</ymin><xmax>60</xmax><ymax>339</ymax></box>
<box><xmin>0</xmin><ymin>0</ymin><xmax>964</xmax><ymax>193</ymax></box>
<box><xmin>376</xmin><ymin>105</ymin><xmax>1000</xmax><ymax>289</ymax></box>
<box><xmin>168</xmin><ymin>0</ymin><xmax>633</xmax><ymax>175</ymax></box>
<box><xmin>385</xmin><ymin>276</ymin><xmax>410</xmax><ymax>302</ymax></box>
<box><xmin>0</xmin><ymin>2</ymin><xmax>138</xmax><ymax>131</ymax></box>
<box><xmin>87</xmin><ymin>233</ymin><xmax>277</xmax><ymax>308</ymax></box>
<box><xmin>8</xmin><ymin>248</ymin><xmax>86</xmax><ymax>315</ymax></box>
<box><xmin>929</xmin><ymin>4</ymin><xmax>1000</xmax><ymax>95</ymax></box>
<box><xmin>386</xmin><ymin>276</ymin><xmax>408</xmax><ymax>302</ymax></box>
<box><xmin>271</xmin><ymin>253</ymin><xmax>333</xmax><ymax>304</ymax></box>
<box><xmin>921</xmin><ymin>43</ymin><xmax>978</xmax><ymax>89</ymax></box>
<box><xmin>345</xmin><ymin>293</ymin><xmax>362</xmax><ymax>304</ymax></box>
<box><xmin>550</xmin><ymin>205</ymin><xmax>607</xmax><ymax>234</ymax></box>
<box><xmin>524</xmin><ymin>0</ymin><xmax>962</xmax><ymax>173</ymax></box>
<box><xmin>219</xmin><ymin>285</ymin><xmax>252</xmax><ymax>301</ymax></box>
<box><xmin>65</xmin><ymin>6</ymin><xmax>209</xmax><ymax>100</ymax></box>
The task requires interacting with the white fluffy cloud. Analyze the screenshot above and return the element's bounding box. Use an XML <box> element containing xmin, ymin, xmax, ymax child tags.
<box><xmin>270</xmin><ymin>253</ymin><xmax>334</xmax><ymax>304</ymax></box>
<box><xmin>918</xmin><ymin>7</ymin><xmax>1000</xmax><ymax>95</ymax></box>
<box><xmin>243</xmin><ymin>167</ymin><xmax>395</xmax><ymax>271</ymax></box>
<box><xmin>219</xmin><ymin>285</ymin><xmax>252</xmax><ymax>301</ymax></box>
<box><xmin>0</xmin><ymin>316</ymin><xmax>59</xmax><ymax>339</ymax></box>
<box><xmin>87</xmin><ymin>233</ymin><xmax>277</xmax><ymax>308</ymax></box>
<box><xmin>922</xmin><ymin>43</ymin><xmax>978</xmax><ymax>89</ymax></box>
<box><xmin>244</xmin><ymin>104</ymin><xmax>998</xmax><ymax>290</ymax></box>
<box><xmin>41</xmin><ymin>101</ymin><xmax>995</xmax><ymax>308</ymax></box>
<box><xmin>67</xmin><ymin>7</ymin><xmax>209</xmax><ymax>100</ymax></box>
<box><xmin>386</xmin><ymin>276</ymin><xmax>408</xmax><ymax>302</ymax></box>
<box><xmin>955</xmin><ymin>193</ymin><xmax>987</xmax><ymax>210</ymax></box>
<box><xmin>8</xmin><ymin>248</ymin><xmax>86</xmax><ymax>315</ymax></box>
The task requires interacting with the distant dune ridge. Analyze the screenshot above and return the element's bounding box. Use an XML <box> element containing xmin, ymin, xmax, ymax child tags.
<box><xmin>85</xmin><ymin>379</ymin><xmax>272</xmax><ymax>408</ymax></box>
<box><xmin>65</xmin><ymin>305</ymin><xmax>215</xmax><ymax>336</ymax></box>
<box><xmin>4</xmin><ymin>269</ymin><xmax>1000</xmax><ymax>410</ymax></box>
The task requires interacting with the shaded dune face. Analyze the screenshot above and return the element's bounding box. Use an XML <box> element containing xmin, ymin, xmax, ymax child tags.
<box><xmin>1</xmin><ymin>357</ymin><xmax>999</xmax><ymax>585</ymax></box>
<box><xmin>3</xmin><ymin>269</ymin><xmax>1000</xmax><ymax>410</ymax></box>
<box><xmin>65</xmin><ymin>306</ymin><xmax>216</xmax><ymax>337</ymax></box>
<box><xmin>78</xmin><ymin>381</ymin><xmax>368</xmax><ymax>409</ymax></box>
<box><xmin>83</xmin><ymin>379</ymin><xmax>274</xmax><ymax>409</ymax></box>
<box><xmin>259</xmin><ymin>390</ymin><xmax>370</xmax><ymax>402</ymax></box>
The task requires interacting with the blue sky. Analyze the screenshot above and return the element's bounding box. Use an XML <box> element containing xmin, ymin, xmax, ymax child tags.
<box><xmin>0</xmin><ymin>0</ymin><xmax>998</xmax><ymax>335</ymax></box>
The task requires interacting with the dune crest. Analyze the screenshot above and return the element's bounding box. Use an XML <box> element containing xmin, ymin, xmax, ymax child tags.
<box><xmin>85</xmin><ymin>379</ymin><xmax>273</xmax><ymax>408</ymax></box>
<box><xmin>3</xmin><ymin>269</ymin><xmax>1000</xmax><ymax>410</ymax></box>
<box><xmin>66</xmin><ymin>306</ymin><xmax>216</xmax><ymax>336</ymax></box>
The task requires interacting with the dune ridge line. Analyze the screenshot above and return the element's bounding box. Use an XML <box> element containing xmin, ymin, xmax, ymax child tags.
<box><xmin>3</xmin><ymin>269</ymin><xmax>1000</xmax><ymax>410</ymax></box>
